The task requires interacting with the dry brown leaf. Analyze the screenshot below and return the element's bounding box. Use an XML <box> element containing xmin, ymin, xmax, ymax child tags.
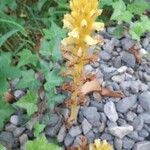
<box><xmin>4</xmin><ymin>92</ymin><xmax>15</xmax><ymax>103</ymax></box>
<box><xmin>81</xmin><ymin>78</ymin><xmax>124</xmax><ymax>98</ymax></box>
<box><xmin>68</xmin><ymin>136</ymin><xmax>88</xmax><ymax>150</ymax></box>
<box><xmin>129</xmin><ymin>45</ymin><xmax>142</xmax><ymax>64</ymax></box>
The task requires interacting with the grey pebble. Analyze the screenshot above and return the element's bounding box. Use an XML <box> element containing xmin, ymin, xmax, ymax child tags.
<box><xmin>69</xmin><ymin>126</ymin><xmax>82</xmax><ymax>137</ymax></box>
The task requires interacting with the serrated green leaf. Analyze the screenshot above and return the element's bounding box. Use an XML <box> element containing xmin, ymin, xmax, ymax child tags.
<box><xmin>112</xmin><ymin>25</ymin><xmax>125</xmax><ymax>38</ymax></box>
<box><xmin>15</xmin><ymin>91</ymin><xmax>38</xmax><ymax>116</ymax></box>
<box><xmin>33</xmin><ymin>123</ymin><xmax>45</xmax><ymax>137</ymax></box>
<box><xmin>129</xmin><ymin>16</ymin><xmax>150</xmax><ymax>41</ymax></box>
<box><xmin>16</xmin><ymin>70</ymin><xmax>40</xmax><ymax>90</ymax></box>
<box><xmin>17</xmin><ymin>49</ymin><xmax>38</xmax><ymax>67</ymax></box>
<box><xmin>25</xmin><ymin>135</ymin><xmax>62</xmax><ymax>150</ymax></box>
<box><xmin>47</xmin><ymin>93</ymin><xmax>65</xmax><ymax>109</ymax></box>
<box><xmin>101</xmin><ymin>0</ymin><xmax>113</xmax><ymax>7</ymax></box>
<box><xmin>0</xmin><ymin>99</ymin><xmax>15</xmax><ymax>130</ymax></box>
<box><xmin>44</xmin><ymin>69</ymin><xmax>63</xmax><ymax>91</ymax></box>
<box><xmin>111</xmin><ymin>0</ymin><xmax>126</xmax><ymax>21</ymax></box>
<box><xmin>0</xmin><ymin>52</ymin><xmax>21</xmax><ymax>94</ymax></box>
<box><xmin>0</xmin><ymin>144</ymin><xmax>7</xmax><ymax>150</ymax></box>
<box><xmin>40</xmin><ymin>22</ymin><xmax>66</xmax><ymax>61</ymax></box>
<box><xmin>127</xmin><ymin>0</ymin><xmax>150</xmax><ymax>15</ymax></box>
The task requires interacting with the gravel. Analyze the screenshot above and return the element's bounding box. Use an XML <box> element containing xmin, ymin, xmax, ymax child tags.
<box><xmin>81</xmin><ymin>118</ymin><xmax>92</xmax><ymax>135</ymax></box>
<box><xmin>82</xmin><ymin>107</ymin><xmax>101</xmax><ymax>126</ymax></box>
<box><xmin>134</xmin><ymin>141</ymin><xmax>150</xmax><ymax>150</ymax></box>
<box><xmin>10</xmin><ymin>115</ymin><xmax>19</xmax><ymax>126</ymax></box>
<box><xmin>116</xmin><ymin>95</ymin><xmax>137</xmax><ymax>113</ymax></box>
<box><xmin>104</xmin><ymin>101</ymin><xmax>118</xmax><ymax>122</ymax></box>
<box><xmin>109</xmin><ymin>125</ymin><xmax>133</xmax><ymax>138</ymax></box>
<box><xmin>132</xmin><ymin>116</ymin><xmax>144</xmax><ymax>131</ymax></box>
<box><xmin>69</xmin><ymin>126</ymin><xmax>82</xmax><ymax>137</ymax></box>
<box><xmin>139</xmin><ymin>92</ymin><xmax>150</xmax><ymax>111</ymax></box>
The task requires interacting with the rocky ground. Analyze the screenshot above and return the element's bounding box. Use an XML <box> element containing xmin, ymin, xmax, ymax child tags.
<box><xmin>1</xmin><ymin>28</ymin><xmax>150</xmax><ymax>150</ymax></box>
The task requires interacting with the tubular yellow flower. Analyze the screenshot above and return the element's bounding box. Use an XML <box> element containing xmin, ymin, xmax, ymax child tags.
<box><xmin>89</xmin><ymin>139</ymin><xmax>112</xmax><ymax>150</ymax></box>
<box><xmin>61</xmin><ymin>0</ymin><xmax>104</xmax><ymax>127</ymax></box>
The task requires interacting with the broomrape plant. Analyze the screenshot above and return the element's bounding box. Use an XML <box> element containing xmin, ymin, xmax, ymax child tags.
<box><xmin>61</xmin><ymin>0</ymin><xmax>123</xmax><ymax>127</ymax></box>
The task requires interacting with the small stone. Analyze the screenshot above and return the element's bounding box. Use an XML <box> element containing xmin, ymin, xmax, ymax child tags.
<box><xmin>140</xmin><ymin>48</ymin><xmax>148</xmax><ymax>56</ymax></box>
<box><xmin>58</xmin><ymin>108</ymin><xmax>69</xmax><ymax>120</ymax></box>
<box><xmin>116</xmin><ymin>95</ymin><xmax>137</xmax><ymax>113</ymax></box>
<box><xmin>93</xmin><ymin>92</ymin><xmax>102</xmax><ymax>101</ymax></box>
<box><xmin>13</xmin><ymin>127</ymin><xmax>25</xmax><ymax>137</ymax></box>
<box><xmin>86</xmin><ymin>130</ymin><xmax>95</xmax><ymax>143</ymax></box>
<box><xmin>122</xmin><ymin>51</ymin><xmax>136</xmax><ymax>68</ymax></box>
<box><xmin>57</xmin><ymin>125</ymin><xmax>66</xmax><ymax>142</ymax></box>
<box><xmin>128</xmin><ymin>131</ymin><xmax>139</xmax><ymax>140</ymax></box>
<box><xmin>19</xmin><ymin>134</ymin><xmax>28</xmax><ymax>145</ymax></box>
<box><xmin>84</xmin><ymin>64</ymin><xmax>93</xmax><ymax>74</ymax></box>
<box><xmin>104</xmin><ymin>101</ymin><xmax>118</xmax><ymax>122</ymax></box>
<box><xmin>10</xmin><ymin>115</ymin><xmax>19</xmax><ymax>126</ymax></box>
<box><xmin>143</xmin><ymin>73</ymin><xmax>150</xmax><ymax>82</ymax></box>
<box><xmin>121</xmin><ymin>38</ymin><xmax>135</xmax><ymax>51</ymax></box>
<box><xmin>138</xmin><ymin>129</ymin><xmax>149</xmax><ymax>138</ymax></box>
<box><xmin>132</xmin><ymin>116</ymin><xmax>144</xmax><ymax>131</ymax></box>
<box><xmin>113</xmin><ymin>56</ymin><xmax>122</xmax><ymax>68</ymax></box>
<box><xmin>103</xmin><ymin>39</ymin><xmax>114</xmax><ymax>52</ymax></box>
<box><xmin>109</xmin><ymin>125</ymin><xmax>133</xmax><ymax>138</ymax></box>
<box><xmin>142</xmin><ymin>38</ymin><xmax>149</xmax><ymax>49</ymax></box>
<box><xmin>117</xmin><ymin>118</ymin><xmax>127</xmax><ymax>126</ymax></box>
<box><xmin>125</xmin><ymin>111</ymin><xmax>137</xmax><ymax>122</ymax></box>
<box><xmin>0</xmin><ymin>132</ymin><xmax>15</xmax><ymax>149</ymax></box>
<box><xmin>130</xmin><ymin>81</ymin><xmax>140</xmax><ymax>94</ymax></box>
<box><xmin>114</xmin><ymin>138</ymin><xmax>122</xmax><ymax>150</ymax></box>
<box><xmin>140</xmin><ymin>83</ymin><xmax>148</xmax><ymax>92</ymax></box>
<box><xmin>139</xmin><ymin>92</ymin><xmax>150</xmax><ymax>111</ymax></box>
<box><xmin>5</xmin><ymin>124</ymin><xmax>16</xmax><ymax>132</ymax></box>
<box><xmin>45</xmin><ymin>119</ymin><xmax>62</xmax><ymax>137</ymax></box>
<box><xmin>69</xmin><ymin>126</ymin><xmax>82</xmax><ymax>137</ymax></box>
<box><xmin>112</xmin><ymin>75</ymin><xmax>125</xmax><ymax>83</ymax></box>
<box><xmin>101</xmin><ymin>133</ymin><xmax>113</xmax><ymax>141</ymax></box>
<box><xmin>100</xmin><ymin>51</ymin><xmax>111</xmax><ymax>61</ymax></box>
<box><xmin>134</xmin><ymin>141</ymin><xmax>150</xmax><ymax>150</ymax></box>
<box><xmin>82</xmin><ymin>119</ymin><xmax>92</xmax><ymax>135</ymax></box>
<box><xmin>140</xmin><ymin>113</ymin><xmax>150</xmax><ymax>124</ymax></box>
<box><xmin>136</xmin><ymin>105</ymin><xmax>144</xmax><ymax>114</ymax></box>
<box><xmin>14</xmin><ymin>90</ymin><xmax>25</xmax><ymax>100</ymax></box>
<box><xmin>123</xmin><ymin>137</ymin><xmax>135</xmax><ymax>149</ymax></box>
<box><xmin>82</xmin><ymin>107</ymin><xmax>100</xmax><ymax>126</ymax></box>
<box><xmin>117</xmin><ymin>66</ymin><xmax>128</xmax><ymax>73</ymax></box>
<box><xmin>64</xmin><ymin>134</ymin><xmax>74</xmax><ymax>147</ymax></box>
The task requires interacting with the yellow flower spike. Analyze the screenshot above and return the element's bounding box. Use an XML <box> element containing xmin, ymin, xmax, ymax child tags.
<box><xmin>89</xmin><ymin>139</ymin><xmax>113</xmax><ymax>150</ymax></box>
<box><xmin>68</xmin><ymin>28</ymin><xmax>79</xmax><ymax>38</ymax></box>
<box><xmin>61</xmin><ymin>0</ymin><xmax>104</xmax><ymax>127</ymax></box>
<box><xmin>84</xmin><ymin>35</ymin><xmax>98</xmax><ymax>45</ymax></box>
<box><xmin>92</xmin><ymin>22</ymin><xmax>105</xmax><ymax>31</ymax></box>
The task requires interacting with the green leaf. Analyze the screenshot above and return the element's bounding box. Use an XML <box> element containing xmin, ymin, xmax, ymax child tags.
<box><xmin>15</xmin><ymin>91</ymin><xmax>38</xmax><ymax>116</ymax></box>
<box><xmin>16</xmin><ymin>70</ymin><xmax>40</xmax><ymax>90</ymax></box>
<box><xmin>0</xmin><ymin>99</ymin><xmax>15</xmax><ymax>130</ymax></box>
<box><xmin>17</xmin><ymin>49</ymin><xmax>38</xmax><ymax>67</ymax></box>
<box><xmin>127</xmin><ymin>0</ymin><xmax>150</xmax><ymax>15</ymax></box>
<box><xmin>40</xmin><ymin>22</ymin><xmax>66</xmax><ymax>61</ymax></box>
<box><xmin>0</xmin><ymin>0</ymin><xmax>17</xmax><ymax>11</ymax></box>
<box><xmin>33</xmin><ymin>123</ymin><xmax>45</xmax><ymax>137</ymax></box>
<box><xmin>25</xmin><ymin>135</ymin><xmax>62</xmax><ymax>150</ymax></box>
<box><xmin>129</xmin><ymin>16</ymin><xmax>150</xmax><ymax>41</ymax></box>
<box><xmin>0</xmin><ymin>144</ymin><xmax>6</xmax><ymax>150</ymax></box>
<box><xmin>46</xmin><ymin>93</ymin><xmax>65</xmax><ymax>109</ymax></box>
<box><xmin>112</xmin><ymin>25</ymin><xmax>125</xmax><ymax>38</ymax></box>
<box><xmin>44</xmin><ymin>69</ymin><xmax>63</xmax><ymax>91</ymax></box>
<box><xmin>0</xmin><ymin>19</ymin><xmax>26</xmax><ymax>36</ymax></box>
<box><xmin>0</xmin><ymin>29</ymin><xmax>19</xmax><ymax>47</ymax></box>
<box><xmin>0</xmin><ymin>52</ymin><xmax>21</xmax><ymax>94</ymax></box>
<box><xmin>111</xmin><ymin>0</ymin><xmax>126</xmax><ymax>21</ymax></box>
<box><xmin>101</xmin><ymin>0</ymin><xmax>113</xmax><ymax>7</ymax></box>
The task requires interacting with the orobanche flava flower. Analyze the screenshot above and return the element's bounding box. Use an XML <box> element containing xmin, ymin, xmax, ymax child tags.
<box><xmin>61</xmin><ymin>0</ymin><xmax>104</xmax><ymax>127</ymax></box>
<box><xmin>89</xmin><ymin>139</ymin><xmax>112</xmax><ymax>150</ymax></box>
